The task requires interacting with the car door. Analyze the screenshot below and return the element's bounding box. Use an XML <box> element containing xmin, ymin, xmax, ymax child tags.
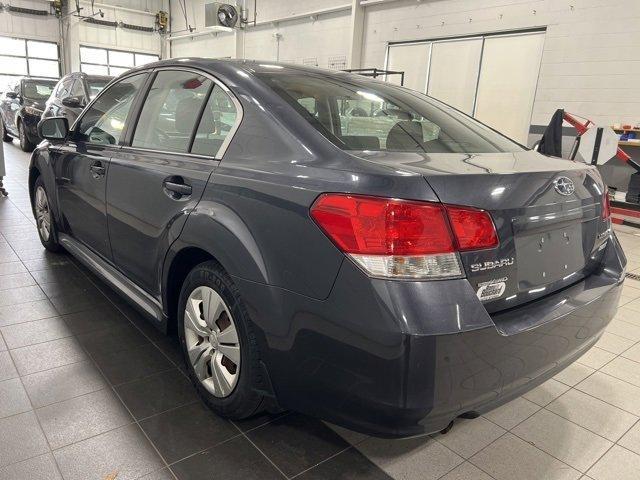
<box><xmin>47</xmin><ymin>77</ymin><xmax>73</xmax><ymax>119</ymax></box>
<box><xmin>106</xmin><ymin>68</ymin><xmax>240</xmax><ymax>297</ymax></box>
<box><xmin>52</xmin><ymin>72</ymin><xmax>148</xmax><ymax>259</ymax></box>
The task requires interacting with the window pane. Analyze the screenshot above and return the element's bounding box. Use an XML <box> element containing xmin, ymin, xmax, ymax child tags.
<box><xmin>0</xmin><ymin>56</ymin><xmax>27</xmax><ymax>75</ymax></box>
<box><xmin>87</xmin><ymin>78</ymin><xmax>111</xmax><ymax>99</ymax></box>
<box><xmin>27</xmin><ymin>41</ymin><xmax>58</xmax><ymax>59</ymax></box>
<box><xmin>132</xmin><ymin>71</ymin><xmax>211</xmax><ymax>153</ymax></box>
<box><xmin>258</xmin><ymin>72</ymin><xmax>521</xmax><ymax>153</ymax></box>
<box><xmin>0</xmin><ymin>37</ymin><xmax>25</xmax><ymax>56</ymax></box>
<box><xmin>191</xmin><ymin>86</ymin><xmax>238</xmax><ymax>156</ymax></box>
<box><xmin>81</xmin><ymin>63</ymin><xmax>109</xmax><ymax>75</ymax></box>
<box><xmin>135</xmin><ymin>53</ymin><xmax>158</xmax><ymax>66</ymax></box>
<box><xmin>80</xmin><ymin>46</ymin><xmax>107</xmax><ymax>65</ymax></box>
<box><xmin>109</xmin><ymin>50</ymin><xmax>134</xmax><ymax>67</ymax></box>
<box><xmin>108</xmin><ymin>66</ymin><xmax>130</xmax><ymax>77</ymax></box>
<box><xmin>22</xmin><ymin>80</ymin><xmax>56</xmax><ymax>100</ymax></box>
<box><xmin>77</xmin><ymin>74</ymin><xmax>146</xmax><ymax>145</ymax></box>
<box><xmin>28</xmin><ymin>59</ymin><xmax>59</xmax><ymax>78</ymax></box>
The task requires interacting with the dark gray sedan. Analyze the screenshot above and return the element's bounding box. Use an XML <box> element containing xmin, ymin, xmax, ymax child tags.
<box><xmin>30</xmin><ymin>59</ymin><xmax>625</xmax><ymax>437</ymax></box>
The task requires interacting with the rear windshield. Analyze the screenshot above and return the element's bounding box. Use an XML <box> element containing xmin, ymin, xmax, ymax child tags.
<box><xmin>22</xmin><ymin>80</ymin><xmax>56</xmax><ymax>100</ymax></box>
<box><xmin>257</xmin><ymin>71</ymin><xmax>524</xmax><ymax>153</ymax></box>
<box><xmin>87</xmin><ymin>78</ymin><xmax>110</xmax><ymax>99</ymax></box>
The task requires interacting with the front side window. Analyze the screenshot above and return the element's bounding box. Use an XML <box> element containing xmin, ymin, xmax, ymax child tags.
<box><xmin>190</xmin><ymin>86</ymin><xmax>238</xmax><ymax>156</ymax></box>
<box><xmin>132</xmin><ymin>70</ymin><xmax>211</xmax><ymax>153</ymax></box>
<box><xmin>70</xmin><ymin>79</ymin><xmax>85</xmax><ymax>98</ymax></box>
<box><xmin>22</xmin><ymin>80</ymin><xmax>55</xmax><ymax>100</ymax></box>
<box><xmin>76</xmin><ymin>73</ymin><xmax>145</xmax><ymax>145</ymax></box>
<box><xmin>258</xmin><ymin>72</ymin><xmax>523</xmax><ymax>153</ymax></box>
<box><xmin>87</xmin><ymin>78</ymin><xmax>110</xmax><ymax>99</ymax></box>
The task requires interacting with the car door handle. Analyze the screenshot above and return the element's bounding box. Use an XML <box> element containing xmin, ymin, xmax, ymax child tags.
<box><xmin>89</xmin><ymin>161</ymin><xmax>106</xmax><ymax>178</ymax></box>
<box><xmin>164</xmin><ymin>179</ymin><xmax>192</xmax><ymax>197</ymax></box>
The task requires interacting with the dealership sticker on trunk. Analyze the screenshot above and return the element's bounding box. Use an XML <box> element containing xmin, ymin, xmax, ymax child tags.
<box><xmin>476</xmin><ymin>278</ymin><xmax>507</xmax><ymax>301</ymax></box>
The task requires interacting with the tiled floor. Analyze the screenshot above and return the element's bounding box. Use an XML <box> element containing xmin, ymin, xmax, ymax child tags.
<box><xmin>1</xmin><ymin>141</ymin><xmax>640</xmax><ymax>480</ymax></box>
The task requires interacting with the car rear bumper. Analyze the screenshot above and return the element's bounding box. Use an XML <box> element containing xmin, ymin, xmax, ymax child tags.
<box><xmin>235</xmin><ymin>232</ymin><xmax>626</xmax><ymax>437</ymax></box>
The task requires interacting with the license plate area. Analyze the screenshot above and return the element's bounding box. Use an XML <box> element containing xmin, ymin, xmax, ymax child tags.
<box><xmin>515</xmin><ymin>223</ymin><xmax>586</xmax><ymax>290</ymax></box>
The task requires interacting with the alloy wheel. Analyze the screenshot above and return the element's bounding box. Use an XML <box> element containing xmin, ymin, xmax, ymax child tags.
<box><xmin>34</xmin><ymin>186</ymin><xmax>51</xmax><ymax>242</ymax></box>
<box><xmin>18</xmin><ymin>123</ymin><xmax>25</xmax><ymax>150</ymax></box>
<box><xmin>183</xmin><ymin>286</ymin><xmax>241</xmax><ymax>398</ymax></box>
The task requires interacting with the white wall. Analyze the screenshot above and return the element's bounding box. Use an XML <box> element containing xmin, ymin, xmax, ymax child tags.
<box><xmin>0</xmin><ymin>0</ymin><xmax>59</xmax><ymax>42</ymax></box>
<box><xmin>167</xmin><ymin>0</ymin><xmax>640</xmax><ymax>134</ymax></box>
<box><xmin>362</xmin><ymin>0</ymin><xmax>640</xmax><ymax>128</ymax></box>
<box><xmin>64</xmin><ymin>0</ymin><xmax>167</xmax><ymax>72</ymax></box>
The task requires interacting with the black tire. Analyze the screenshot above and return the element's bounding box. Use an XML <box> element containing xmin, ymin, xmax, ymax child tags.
<box><xmin>18</xmin><ymin>120</ymin><xmax>35</xmax><ymax>152</ymax></box>
<box><xmin>2</xmin><ymin>122</ymin><xmax>11</xmax><ymax>142</ymax></box>
<box><xmin>178</xmin><ymin>261</ymin><xmax>265</xmax><ymax>419</ymax></box>
<box><xmin>32</xmin><ymin>176</ymin><xmax>63</xmax><ymax>252</ymax></box>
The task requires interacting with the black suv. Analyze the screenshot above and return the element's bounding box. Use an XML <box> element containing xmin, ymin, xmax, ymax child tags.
<box><xmin>43</xmin><ymin>72</ymin><xmax>112</xmax><ymax>127</ymax></box>
<box><xmin>1</xmin><ymin>76</ymin><xmax>57</xmax><ymax>151</ymax></box>
<box><xmin>31</xmin><ymin>59</ymin><xmax>625</xmax><ymax>437</ymax></box>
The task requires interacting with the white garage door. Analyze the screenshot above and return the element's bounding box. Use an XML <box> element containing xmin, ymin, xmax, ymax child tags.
<box><xmin>0</xmin><ymin>36</ymin><xmax>59</xmax><ymax>91</ymax></box>
<box><xmin>474</xmin><ymin>33</ymin><xmax>546</xmax><ymax>144</ymax></box>
<box><xmin>385</xmin><ymin>30</ymin><xmax>545</xmax><ymax>144</ymax></box>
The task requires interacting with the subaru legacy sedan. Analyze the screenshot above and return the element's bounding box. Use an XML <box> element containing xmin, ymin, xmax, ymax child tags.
<box><xmin>31</xmin><ymin>59</ymin><xmax>625</xmax><ymax>437</ymax></box>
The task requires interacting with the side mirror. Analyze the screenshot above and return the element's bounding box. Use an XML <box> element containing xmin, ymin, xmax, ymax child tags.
<box><xmin>6</xmin><ymin>91</ymin><xmax>18</xmax><ymax>99</ymax></box>
<box><xmin>62</xmin><ymin>96</ymin><xmax>85</xmax><ymax>108</ymax></box>
<box><xmin>38</xmin><ymin>117</ymin><xmax>69</xmax><ymax>141</ymax></box>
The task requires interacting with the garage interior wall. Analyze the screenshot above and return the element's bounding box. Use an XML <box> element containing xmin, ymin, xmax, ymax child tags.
<box><xmin>167</xmin><ymin>0</ymin><xmax>640</xmax><ymax>148</ymax></box>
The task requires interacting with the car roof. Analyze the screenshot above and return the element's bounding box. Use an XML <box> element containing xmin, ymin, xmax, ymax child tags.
<box><xmin>121</xmin><ymin>57</ymin><xmax>362</xmax><ymax>84</ymax></box>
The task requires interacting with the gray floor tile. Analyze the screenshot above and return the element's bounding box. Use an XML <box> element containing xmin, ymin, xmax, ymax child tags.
<box><xmin>0</xmin><ymin>351</ymin><xmax>17</xmax><ymax>381</ymax></box>
<box><xmin>434</xmin><ymin>417</ymin><xmax>505</xmax><ymax>459</ymax></box>
<box><xmin>54</xmin><ymin>424</ymin><xmax>165</xmax><ymax>480</ymax></box>
<box><xmin>523</xmin><ymin>378</ymin><xmax>571</xmax><ymax>407</ymax></box>
<box><xmin>0</xmin><ymin>331</ymin><xmax>6</xmax><ymax>351</ymax></box>
<box><xmin>0</xmin><ymin>272</ymin><xmax>35</xmax><ymax>291</ymax></box>
<box><xmin>621</xmin><ymin>342</ymin><xmax>640</xmax><ymax>363</ymax></box>
<box><xmin>357</xmin><ymin>435</ymin><xmax>463</xmax><ymax>480</ymax></box>
<box><xmin>547</xmin><ymin>388</ymin><xmax>639</xmax><ymax>442</ymax></box>
<box><xmin>0</xmin><ymin>262</ymin><xmax>27</xmax><ymax>276</ymax></box>
<box><xmin>554</xmin><ymin>362</ymin><xmax>596</xmax><ymax>387</ymax></box>
<box><xmin>577</xmin><ymin>347</ymin><xmax>617</xmax><ymax>370</ymax></box>
<box><xmin>137</xmin><ymin>468</ymin><xmax>177</xmax><ymax>480</ymax></box>
<box><xmin>618</xmin><ymin>420</ymin><xmax>640</xmax><ymax>455</ymax></box>
<box><xmin>512</xmin><ymin>409</ymin><xmax>612</xmax><ymax>472</ymax></box>
<box><xmin>36</xmin><ymin>388</ymin><xmax>133</xmax><ymax>449</ymax></box>
<box><xmin>22</xmin><ymin>360</ymin><xmax>108</xmax><ymax>408</ymax></box>
<box><xmin>595</xmin><ymin>332</ymin><xmax>637</xmax><ymax>355</ymax></box>
<box><xmin>0</xmin><ymin>285</ymin><xmax>46</xmax><ymax>307</ymax></box>
<box><xmin>470</xmin><ymin>432</ymin><xmax>581</xmax><ymax>480</ymax></box>
<box><xmin>600</xmin><ymin>356</ymin><xmax>640</xmax><ymax>387</ymax></box>
<box><xmin>576</xmin><ymin>372</ymin><xmax>640</xmax><ymax>416</ymax></box>
<box><xmin>440</xmin><ymin>462</ymin><xmax>493</xmax><ymax>480</ymax></box>
<box><xmin>0</xmin><ymin>378</ymin><xmax>31</xmax><ymax>419</ymax></box>
<box><xmin>10</xmin><ymin>336</ymin><xmax>87</xmax><ymax>376</ymax></box>
<box><xmin>0</xmin><ymin>453</ymin><xmax>62</xmax><ymax>480</ymax></box>
<box><xmin>0</xmin><ymin>411</ymin><xmax>49</xmax><ymax>468</ymax></box>
<box><xmin>0</xmin><ymin>316</ymin><xmax>71</xmax><ymax>349</ymax></box>
<box><xmin>586</xmin><ymin>444</ymin><xmax>640</xmax><ymax>480</ymax></box>
<box><xmin>0</xmin><ymin>299</ymin><xmax>58</xmax><ymax>327</ymax></box>
<box><xmin>483</xmin><ymin>396</ymin><xmax>540</xmax><ymax>430</ymax></box>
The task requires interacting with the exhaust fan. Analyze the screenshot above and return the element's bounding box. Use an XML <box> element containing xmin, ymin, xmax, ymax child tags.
<box><xmin>205</xmin><ymin>2</ymin><xmax>239</xmax><ymax>29</ymax></box>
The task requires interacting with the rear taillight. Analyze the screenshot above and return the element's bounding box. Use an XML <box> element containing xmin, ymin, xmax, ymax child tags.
<box><xmin>602</xmin><ymin>191</ymin><xmax>611</xmax><ymax>220</ymax></box>
<box><xmin>310</xmin><ymin>194</ymin><xmax>498</xmax><ymax>279</ymax></box>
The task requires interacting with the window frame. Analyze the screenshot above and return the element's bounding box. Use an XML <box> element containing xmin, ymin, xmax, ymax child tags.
<box><xmin>121</xmin><ymin>66</ymin><xmax>243</xmax><ymax>161</ymax></box>
<box><xmin>70</xmin><ymin>71</ymin><xmax>150</xmax><ymax>146</ymax></box>
<box><xmin>0</xmin><ymin>35</ymin><xmax>60</xmax><ymax>84</ymax></box>
<box><xmin>80</xmin><ymin>45</ymin><xmax>159</xmax><ymax>77</ymax></box>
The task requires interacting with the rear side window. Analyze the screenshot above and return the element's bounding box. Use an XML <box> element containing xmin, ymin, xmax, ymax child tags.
<box><xmin>132</xmin><ymin>70</ymin><xmax>212</xmax><ymax>153</ymax></box>
<box><xmin>190</xmin><ymin>85</ymin><xmax>237</xmax><ymax>157</ymax></box>
<box><xmin>76</xmin><ymin>73</ymin><xmax>146</xmax><ymax>145</ymax></box>
<box><xmin>258</xmin><ymin>72</ymin><xmax>522</xmax><ymax>153</ymax></box>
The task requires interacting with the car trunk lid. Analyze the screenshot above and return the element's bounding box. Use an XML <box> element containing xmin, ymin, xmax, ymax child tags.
<box><xmin>351</xmin><ymin>150</ymin><xmax>611</xmax><ymax>312</ymax></box>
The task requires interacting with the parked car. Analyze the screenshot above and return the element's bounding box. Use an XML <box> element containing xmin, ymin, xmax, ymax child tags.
<box><xmin>43</xmin><ymin>72</ymin><xmax>112</xmax><ymax>127</ymax></box>
<box><xmin>31</xmin><ymin>59</ymin><xmax>625</xmax><ymax>437</ymax></box>
<box><xmin>1</xmin><ymin>77</ymin><xmax>57</xmax><ymax>151</ymax></box>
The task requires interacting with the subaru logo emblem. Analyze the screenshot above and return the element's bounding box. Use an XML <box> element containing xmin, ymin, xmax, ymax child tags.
<box><xmin>554</xmin><ymin>176</ymin><xmax>575</xmax><ymax>196</ymax></box>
